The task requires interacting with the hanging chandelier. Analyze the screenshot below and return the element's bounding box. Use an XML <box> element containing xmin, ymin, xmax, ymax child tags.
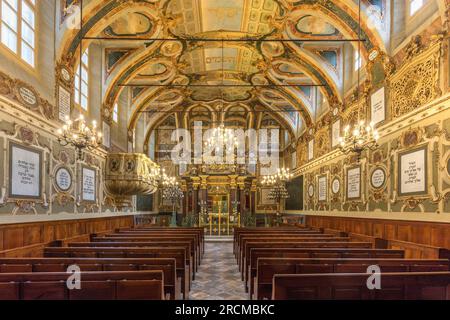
<box><xmin>57</xmin><ymin>115</ymin><xmax>102</xmax><ymax>160</ymax></box>
<box><xmin>261</xmin><ymin>168</ymin><xmax>292</xmax><ymax>203</ymax></box>
<box><xmin>338</xmin><ymin>120</ymin><xmax>380</xmax><ymax>158</ymax></box>
<box><xmin>204</xmin><ymin>122</ymin><xmax>239</xmax><ymax>153</ymax></box>
<box><xmin>261</xmin><ymin>167</ymin><xmax>293</xmax><ymax>186</ymax></box>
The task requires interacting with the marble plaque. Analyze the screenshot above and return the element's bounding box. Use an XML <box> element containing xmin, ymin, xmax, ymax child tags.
<box><xmin>331</xmin><ymin>120</ymin><xmax>341</xmax><ymax>148</ymax></box>
<box><xmin>371</xmin><ymin>87</ymin><xmax>385</xmax><ymax>125</ymax></box>
<box><xmin>308</xmin><ymin>139</ymin><xmax>314</xmax><ymax>161</ymax></box>
<box><xmin>332</xmin><ymin>178</ymin><xmax>341</xmax><ymax>194</ymax></box>
<box><xmin>347</xmin><ymin>166</ymin><xmax>361</xmax><ymax>199</ymax></box>
<box><xmin>318</xmin><ymin>176</ymin><xmax>327</xmax><ymax>201</ymax></box>
<box><xmin>399</xmin><ymin>148</ymin><xmax>427</xmax><ymax>195</ymax></box>
<box><xmin>371</xmin><ymin>168</ymin><xmax>386</xmax><ymax>189</ymax></box>
<box><xmin>308</xmin><ymin>184</ymin><xmax>314</xmax><ymax>197</ymax></box>
<box><xmin>55</xmin><ymin>167</ymin><xmax>72</xmax><ymax>192</ymax></box>
<box><xmin>82</xmin><ymin>167</ymin><xmax>96</xmax><ymax>202</ymax></box>
<box><xmin>9</xmin><ymin>143</ymin><xmax>42</xmax><ymax>198</ymax></box>
<box><xmin>58</xmin><ymin>85</ymin><xmax>71</xmax><ymax>121</ymax></box>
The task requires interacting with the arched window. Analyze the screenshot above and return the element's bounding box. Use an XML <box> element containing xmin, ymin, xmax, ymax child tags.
<box><xmin>410</xmin><ymin>0</ymin><xmax>424</xmax><ymax>16</ymax></box>
<box><xmin>0</xmin><ymin>0</ymin><xmax>36</xmax><ymax>67</ymax></box>
<box><xmin>113</xmin><ymin>102</ymin><xmax>119</xmax><ymax>123</ymax></box>
<box><xmin>74</xmin><ymin>49</ymin><xmax>89</xmax><ymax>111</ymax></box>
<box><xmin>354</xmin><ymin>50</ymin><xmax>362</xmax><ymax>71</ymax></box>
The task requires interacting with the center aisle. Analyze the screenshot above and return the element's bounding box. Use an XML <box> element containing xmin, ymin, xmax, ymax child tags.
<box><xmin>190</xmin><ymin>241</ymin><xmax>248</xmax><ymax>300</ymax></box>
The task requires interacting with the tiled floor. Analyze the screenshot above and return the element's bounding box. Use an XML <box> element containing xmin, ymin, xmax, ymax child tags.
<box><xmin>190</xmin><ymin>242</ymin><xmax>248</xmax><ymax>300</ymax></box>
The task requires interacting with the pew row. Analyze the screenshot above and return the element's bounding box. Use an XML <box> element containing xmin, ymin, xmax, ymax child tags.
<box><xmin>246</xmin><ymin>248</ymin><xmax>405</xmax><ymax>294</ymax></box>
<box><xmin>272</xmin><ymin>272</ymin><xmax>450</xmax><ymax>300</ymax></box>
<box><xmin>43</xmin><ymin>246</ymin><xmax>190</xmax><ymax>299</ymax></box>
<box><xmin>0</xmin><ymin>271</ymin><xmax>165</xmax><ymax>300</ymax></box>
<box><xmin>0</xmin><ymin>257</ymin><xmax>179</xmax><ymax>300</ymax></box>
<box><xmin>255</xmin><ymin>258</ymin><xmax>449</xmax><ymax>300</ymax></box>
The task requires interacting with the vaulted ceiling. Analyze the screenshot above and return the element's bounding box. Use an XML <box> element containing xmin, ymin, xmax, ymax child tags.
<box><xmin>58</xmin><ymin>0</ymin><xmax>389</xmax><ymax>142</ymax></box>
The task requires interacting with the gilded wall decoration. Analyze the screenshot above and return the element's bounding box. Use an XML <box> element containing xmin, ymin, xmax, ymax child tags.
<box><xmin>389</xmin><ymin>37</ymin><xmax>442</xmax><ymax>119</ymax></box>
<box><xmin>388</xmin><ymin>125</ymin><xmax>443</xmax><ymax>212</ymax></box>
<box><xmin>0</xmin><ymin>71</ymin><xmax>55</xmax><ymax>120</ymax></box>
<box><xmin>315</xmin><ymin>128</ymin><xmax>331</xmax><ymax>158</ymax></box>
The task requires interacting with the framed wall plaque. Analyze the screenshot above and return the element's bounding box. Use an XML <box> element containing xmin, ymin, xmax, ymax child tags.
<box><xmin>318</xmin><ymin>175</ymin><xmax>327</xmax><ymax>202</ymax></box>
<box><xmin>308</xmin><ymin>139</ymin><xmax>314</xmax><ymax>161</ymax></box>
<box><xmin>9</xmin><ymin>142</ymin><xmax>42</xmax><ymax>199</ymax></box>
<box><xmin>331</xmin><ymin>120</ymin><xmax>341</xmax><ymax>148</ymax></box>
<box><xmin>398</xmin><ymin>146</ymin><xmax>427</xmax><ymax>196</ymax></box>
<box><xmin>308</xmin><ymin>184</ymin><xmax>314</xmax><ymax>198</ymax></box>
<box><xmin>82</xmin><ymin>166</ymin><xmax>97</xmax><ymax>202</ymax></box>
<box><xmin>371</xmin><ymin>87</ymin><xmax>385</xmax><ymax>125</ymax></box>
<box><xmin>332</xmin><ymin>177</ymin><xmax>341</xmax><ymax>194</ymax></box>
<box><xmin>58</xmin><ymin>85</ymin><xmax>71</xmax><ymax>121</ymax></box>
<box><xmin>370</xmin><ymin>167</ymin><xmax>386</xmax><ymax>189</ymax></box>
<box><xmin>346</xmin><ymin>166</ymin><xmax>361</xmax><ymax>200</ymax></box>
<box><xmin>55</xmin><ymin>167</ymin><xmax>72</xmax><ymax>192</ymax></box>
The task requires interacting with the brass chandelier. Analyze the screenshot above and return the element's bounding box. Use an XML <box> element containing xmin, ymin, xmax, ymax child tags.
<box><xmin>204</xmin><ymin>122</ymin><xmax>239</xmax><ymax>153</ymax></box>
<box><xmin>261</xmin><ymin>168</ymin><xmax>292</xmax><ymax>206</ymax></box>
<box><xmin>339</xmin><ymin>121</ymin><xmax>380</xmax><ymax>157</ymax></box>
<box><xmin>57</xmin><ymin>115</ymin><xmax>102</xmax><ymax>160</ymax></box>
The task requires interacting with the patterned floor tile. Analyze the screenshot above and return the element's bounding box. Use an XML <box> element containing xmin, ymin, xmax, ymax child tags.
<box><xmin>190</xmin><ymin>242</ymin><xmax>248</xmax><ymax>300</ymax></box>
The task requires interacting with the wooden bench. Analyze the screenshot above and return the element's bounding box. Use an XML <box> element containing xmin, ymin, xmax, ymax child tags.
<box><xmin>0</xmin><ymin>257</ymin><xmax>179</xmax><ymax>299</ymax></box>
<box><xmin>242</xmin><ymin>242</ymin><xmax>374</xmax><ymax>284</ymax></box>
<box><xmin>130</xmin><ymin>227</ymin><xmax>205</xmax><ymax>253</ymax></box>
<box><xmin>94</xmin><ymin>236</ymin><xmax>200</xmax><ymax>272</ymax></box>
<box><xmin>113</xmin><ymin>229</ymin><xmax>204</xmax><ymax>258</ymax></box>
<box><xmin>236</xmin><ymin>233</ymin><xmax>336</xmax><ymax>260</ymax></box>
<box><xmin>246</xmin><ymin>248</ymin><xmax>405</xmax><ymax>293</ymax></box>
<box><xmin>0</xmin><ymin>270</ymin><xmax>165</xmax><ymax>300</ymax></box>
<box><xmin>238</xmin><ymin>237</ymin><xmax>353</xmax><ymax>270</ymax></box>
<box><xmin>43</xmin><ymin>246</ymin><xmax>190</xmax><ymax>299</ymax></box>
<box><xmin>69</xmin><ymin>241</ymin><xmax>195</xmax><ymax>280</ymax></box>
<box><xmin>234</xmin><ymin>228</ymin><xmax>322</xmax><ymax>255</ymax></box>
<box><xmin>255</xmin><ymin>258</ymin><xmax>449</xmax><ymax>300</ymax></box>
<box><xmin>272</xmin><ymin>272</ymin><xmax>450</xmax><ymax>300</ymax></box>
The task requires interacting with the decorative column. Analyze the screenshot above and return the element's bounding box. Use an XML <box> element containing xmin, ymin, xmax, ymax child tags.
<box><xmin>199</xmin><ymin>175</ymin><xmax>209</xmax><ymax>212</ymax></box>
<box><xmin>228</xmin><ymin>175</ymin><xmax>238</xmax><ymax>211</ymax></box>
<box><xmin>181</xmin><ymin>181</ymin><xmax>188</xmax><ymax>217</ymax></box>
<box><xmin>250</xmin><ymin>180</ymin><xmax>257</xmax><ymax>215</ymax></box>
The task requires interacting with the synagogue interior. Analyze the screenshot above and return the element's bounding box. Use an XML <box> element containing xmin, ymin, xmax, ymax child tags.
<box><xmin>0</xmin><ymin>0</ymin><xmax>449</xmax><ymax>304</ymax></box>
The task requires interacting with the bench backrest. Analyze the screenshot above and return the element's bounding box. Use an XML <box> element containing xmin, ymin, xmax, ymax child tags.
<box><xmin>0</xmin><ymin>271</ymin><xmax>164</xmax><ymax>300</ymax></box>
<box><xmin>256</xmin><ymin>258</ymin><xmax>449</xmax><ymax>300</ymax></box>
<box><xmin>272</xmin><ymin>272</ymin><xmax>450</xmax><ymax>300</ymax></box>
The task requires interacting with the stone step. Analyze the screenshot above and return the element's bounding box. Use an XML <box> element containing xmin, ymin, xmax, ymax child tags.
<box><xmin>205</xmin><ymin>235</ymin><xmax>233</xmax><ymax>243</ymax></box>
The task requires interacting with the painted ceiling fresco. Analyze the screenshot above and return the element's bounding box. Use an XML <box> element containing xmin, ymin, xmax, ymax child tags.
<box><xmin>104</xmin><ymin>13</ymin><xmax>153</xmax><ymax>37</ymax></box>
<box><xmin>296</xmin><ymin>15</ymin><xmax>339</xmax><ymax>36</ymax></box>
<box><xmin>167</xmin><ymin>0</ymin><xmax>280</xmax><ymax>36</ymax></box>
<box><xmin>81</xmin><ymin>0</ymin><xmax>387</xmax><ymax>139</ymax></box>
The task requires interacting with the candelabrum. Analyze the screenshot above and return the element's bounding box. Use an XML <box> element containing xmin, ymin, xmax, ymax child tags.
<box><xmin>57</xmin><ymin>115</ymin><xmax>102</xmax><ymax>160</ymax></box>
<box><xmin>198</xmin><ymin>200</ymin><xmax>208</xmax><ymax>224</ymax></box>
<box><xmin>161</xmin><ymin>173</ymin><xmax>184</xmax><ymax>227</ymax></box>
<box><xmin>339</xmin><ymin>120</ymin><xmax>380</xmax><ymax>160</ymax></box>
<box><xmin>230</xmin><ymin>199</ymin><xmax>240</xmax><ymax>223</ymax></box>
<box><xmin>261</xmin><ymin>167</ymin><xmax>293</xmax><ymax>225</ymax></box>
